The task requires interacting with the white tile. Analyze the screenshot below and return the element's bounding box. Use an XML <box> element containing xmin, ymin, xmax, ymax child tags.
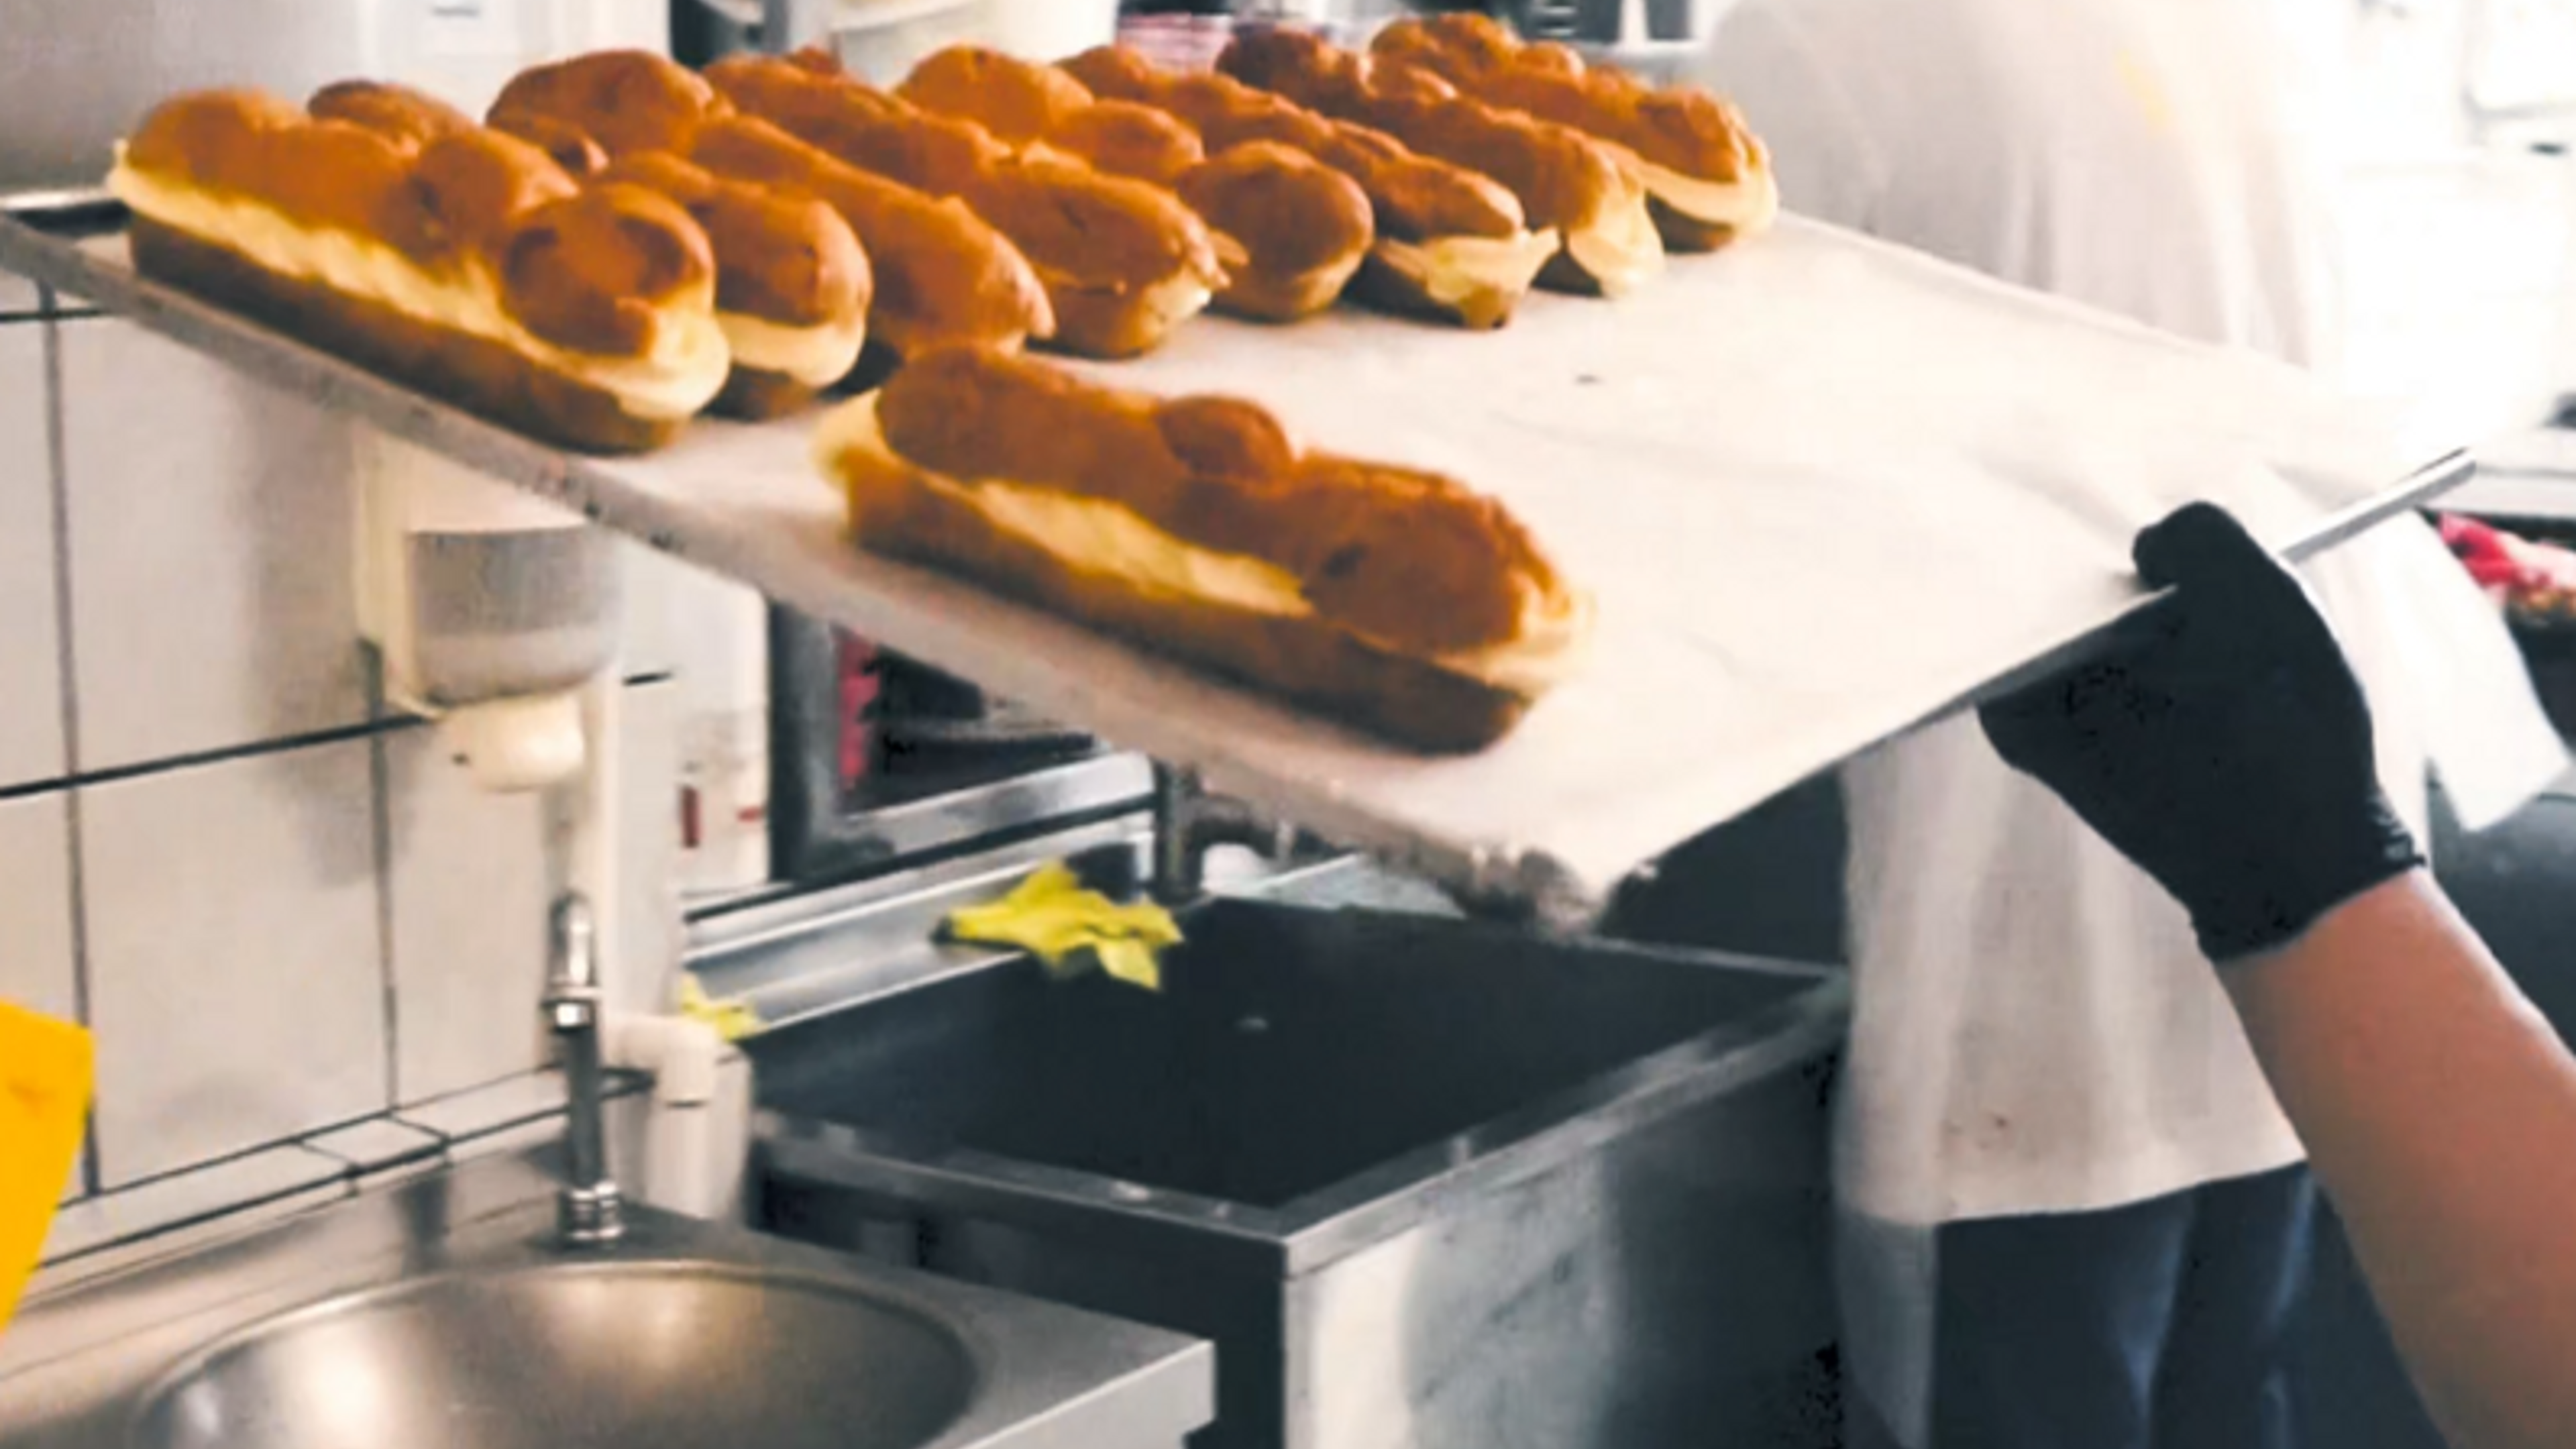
<box><xmin>40</xmin><ymin>1146</ymin><xmax>346</xmax><ymax>1266</ymax></box>
<box><xmin>59</xmin><ymin>319</ymin><xmax>367</xmax><ymax>770</ymax></box>
<box><xmin>303</xmin><ymin>1117</ymin><xmax>443</xmax><ymax>1175</ymax></box>
<box><xmin>0</xmin><ymin>274</ymin><xmax>38</xmax><ymax>319</ymax></box>
<box><xmin>395</xmin><ymin>1071</ymin><xmax>568</xmax><ymax>1143</ymax></box>
<box><xmin>382</xmin><ymin>727</ymin><xmax>551</xmax><ymax>1105</ymax></box>
<box><xmin>0</xmin><ymin>321</ymin><xmax>65</xmax><ymax>788</ymax></box>
<box><xmin>81</xmin><ymin>740</ymin><xmax>388</xmax><ymax>1186</ymax></box>
<box><xmin>619</xmin><ymin>543</ymin><xmax>681</xmax><ymax>680</ymax></box>
<box><xmin>435</xmin><ymin>1084</ymin><xmax>650</xmax><ymax>1181</ymax></box>
<box><xmin>614</xmin><ymin>678</ymin><xmax>687</xmax><ymax>1018</ymax></box>
<box><xmin>0</xmin><ymin>792</ymin><xmax>86</xmax><ymax>1205</ymax></box>
<box><xmin>621</xmin><ymin>543</ymin><xmax>772</xmax><ymax>686</ymax></box>
<box><xmin>0</xmin><ymin>793</ymin><xmax>77</xmax><ymax>1022</ymax></box>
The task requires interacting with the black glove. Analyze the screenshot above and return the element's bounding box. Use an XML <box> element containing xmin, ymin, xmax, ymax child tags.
<box><xmin>1979</xmin><ymin>502</ymin><xmax>2423</xmax><ymax>961</ymax></box>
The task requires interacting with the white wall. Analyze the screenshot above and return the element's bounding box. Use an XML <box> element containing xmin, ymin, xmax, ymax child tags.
<box><xmin>2337</xmin><ymin>0</ymin><xmax>2576</xmax><ymax>449</ymax></box>
<box><xmin>0</xmin><ymin>292</ymin><xmax>699</xmax><ymax>1254</ymax></box>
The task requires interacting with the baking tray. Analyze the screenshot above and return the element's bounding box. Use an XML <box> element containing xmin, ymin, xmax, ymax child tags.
<box><xmin>0</xmin><ymin>195</ymin><xmax>2472</xmax><ymax>924</ymax></box>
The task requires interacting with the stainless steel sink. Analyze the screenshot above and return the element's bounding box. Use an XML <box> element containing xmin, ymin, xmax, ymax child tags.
<box><xmin>0</xmin><ymin>1151</ymin><xmax>1213</xmax><ymax>1449</ymax></box>
<box><xmin>744</xmin><ymin>881</ymin><xmax>1851</xmax><ymax>1449</ymax></box>
<box><xmin>136</xmin><ymin>1263</ymin><xmax>975</xmax><ymax>1449</ymax></box>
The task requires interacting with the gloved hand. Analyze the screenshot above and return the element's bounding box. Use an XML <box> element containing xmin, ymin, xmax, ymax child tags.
<box><xmin>1980</xmin><ymin>502</ymin><xmax>2424</xmax><ymax>961</ymax></box>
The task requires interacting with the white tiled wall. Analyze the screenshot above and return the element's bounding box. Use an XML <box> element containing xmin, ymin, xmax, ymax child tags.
<box><xmin>0</xmin><ymin>303</ymin><xmax>688</xmax><ymax>1226</ymax></box>
<box><xmin>80</xmin><ymin>739</ymin><xmax>386</xmax><ymax>1185</ymax></box>
<box><xmin>0</xmin><ymin>319</ymin><xmax>64</xmax><ymax>788</ymax></box>
<box><xmin>58</xmin><ymin>321</ymin><xmax>369</xmax><ymax>770</ymax></box>
<box><xmin>0</xmin><ymin>796</ymin><xmax>78</xmax><ymax>1028</ymax></box>
<box><xmin>382</xmin><ymin>727</ymin><xmax>551</xmax><ymax>1106</ymax></box>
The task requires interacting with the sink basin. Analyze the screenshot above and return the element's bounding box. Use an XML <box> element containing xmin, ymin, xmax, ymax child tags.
<box><xmin>135</xmin><ymin>1263</ymin><xmax>975</xmax><ymax>1449</ymax></box>
<box><xmin>756</xmin><ymin>895</ymin><xmax>1823</xmax><ymax>1208</ymax></box>
<box><xmin>0</xmin><ymin>1152</ymin><xmax>1209</xmax><ymax>1449</ymax></box>
<box><xmin>750</xmin><ymin>892</ymin><xmax>1849</xmax><ymax>1449</ymax></box>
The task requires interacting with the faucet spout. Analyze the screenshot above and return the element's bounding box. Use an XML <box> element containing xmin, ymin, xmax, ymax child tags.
<box><xmin>1149</xmin><ymin>765</ymin><xmax>1299</xmax><ymax>905</ymax></box>
<box><xmin>544</xmin><ymin>893</ymin><xmax>624</xmax><ymax>1246</ymax></box>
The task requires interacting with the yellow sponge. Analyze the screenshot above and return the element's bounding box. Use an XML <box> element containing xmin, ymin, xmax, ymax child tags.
<box><xmin>677</xmin><ymin>975</ymin><xmax>762</xmax><ymax>1044</ymax></box>
<box><xmin>945</xmin><ymin>862</ymin><xmax>1183</xmax><ymax>992</ymax></box>
<box><xmin>1</xmin><ymin>1002</ymin><xmax>91</xmax><ymax>1338</ymax></box>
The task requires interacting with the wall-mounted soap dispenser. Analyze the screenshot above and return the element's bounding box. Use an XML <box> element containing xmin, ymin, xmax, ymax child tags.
<box><xmin>353</xmin><ymin>430</ymin><xmax>746</xmax><ymax>1221</ymax></box>
<box><xmin>355</xmin><ymin>429</ymin><xmax>619</xmax><ymax>794</ymax></box>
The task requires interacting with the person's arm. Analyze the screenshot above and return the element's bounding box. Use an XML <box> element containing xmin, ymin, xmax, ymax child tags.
<box><xmin>1980</xmin><ymin>502</ymin><xmax>2576</xmax><ymax>1449</ymax></box>
<box><xmin>2227</xmin><ymin>873</ymin><xmax>2576</xmax><ymax>1449</ymax></box>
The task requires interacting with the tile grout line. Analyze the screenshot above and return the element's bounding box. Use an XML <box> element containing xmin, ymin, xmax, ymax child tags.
<box><xmin>83</xmin><ymin>1104</ymin><xmax>445</xmax><ymax>1200</ymax></box>
<box><xmin>0</xmin><ymin>714</ymin><xmax>427</xmax><ymax>803</ymax></box>
<box><xmin>368</xmin><ymin>657</ymin><xmax>402</xmax><ymax>1115</ymax></box>
<box><xmin>40</xmin><ymin>288</ymin><xmax>101</xmax><ymax>1201</ymax></box>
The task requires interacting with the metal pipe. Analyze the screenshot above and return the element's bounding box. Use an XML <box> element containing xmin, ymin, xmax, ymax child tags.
<box><xmin>545</xmin><ymin>894</ymin><xmax>625</xmax><ymax>1246</ymax></box>
<box><xmin>1149</xmin><ymin>763</ymin><xmax>1199</xmax><ymax>905</ymax></box>
<box><xmin>1150</xmin><ymin>763</ymin><xmax>1303</xmax><ymax>905</ymax></box>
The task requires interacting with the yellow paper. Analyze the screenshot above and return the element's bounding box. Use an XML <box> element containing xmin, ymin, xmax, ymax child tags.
<box><xmin>1</xmin><ymin>1002</ymin><xmax>93</xmax><ymax>1338</ymax></box>
<box><xmin>945</xmin><ymin>863</ymin><xmax>1181</xmax><ymax>992</ymax></box>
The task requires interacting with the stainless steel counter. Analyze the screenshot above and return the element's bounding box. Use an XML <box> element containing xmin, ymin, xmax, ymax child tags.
<box><xmin>0</xmin><ymin>1148</ymin><xmax>1212</xmax><ymax>1449</ymax></box>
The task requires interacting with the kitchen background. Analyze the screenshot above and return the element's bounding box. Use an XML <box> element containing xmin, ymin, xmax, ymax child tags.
<box><xmin>2</xmin><ymin>0</ymin><xmax>2573</xmax><ymax>1292</ymax></box>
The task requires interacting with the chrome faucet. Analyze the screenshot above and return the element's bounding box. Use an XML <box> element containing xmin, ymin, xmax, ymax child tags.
<box><xmin>543</xmin><ymin>893</ymin><xmax>624</xmax><ymax>1246</ymax></box>
<box><xmin>1149</xmin><ymin>764</ymin><xmax>1301</xmax><ymax>906</ymax></box>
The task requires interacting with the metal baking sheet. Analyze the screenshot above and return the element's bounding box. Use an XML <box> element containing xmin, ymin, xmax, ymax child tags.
<box><xmin>0</xmin><ymin>201</ymin><xmax>2469</xmax><ymax>922</ymax></box>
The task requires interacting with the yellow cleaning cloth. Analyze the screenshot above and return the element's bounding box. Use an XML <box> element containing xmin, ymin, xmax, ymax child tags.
<box><xmin>945</xmin><ymin>862</ymin><xmax>1183</xmax><ymax>992</ymax></box>
<box><xmin>1</xmin><ymin>1002</ymin><xmax>92</xmax><ymax>1339</ymax></box>
<box><xmin>677</xmin><ymin>975</ymin><xmax>763</xmax><ymax>1044</ymax></box>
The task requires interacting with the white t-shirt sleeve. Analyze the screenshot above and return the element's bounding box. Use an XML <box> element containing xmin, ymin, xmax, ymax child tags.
<box><xmin>1688</xmin><ymin>0</ymin><xmax>1889</xmax><ymax>231</ymax></box>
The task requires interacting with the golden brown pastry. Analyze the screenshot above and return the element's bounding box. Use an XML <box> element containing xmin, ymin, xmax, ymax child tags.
<box><xmin>490</xmin><ymin>111</ymin><xmax>613</xmax><ymax>178</ymax></box>
<box><xmin>488</xmin><ymin>49</ymin><xmax>729</xmax><ymax>158</ymax></box>
<box><xmin>1370</xmin><ymin>15</ymin><xmax>1776</xmax><ymax>251</ymax></box>
<box><xmin>894</xmin><ymin>44</ymin><xmax>1368</xmax><ymax>323</ymax></box>
<box><xmin>306</xmin><ymin>80</ymin><xmax>476</xmax><ymax>151</ymax></box>
<box><xmin>1063</xmin><ymin>46</ymin><xmax>1552</xmax><ymax>329</ymax></box>
<box><xmin>318</xmin><ymin>85</ymin><xmax>778</xmax><ymax>398</ymax></box>
<box><xmin>596</xmin><ymin>150</ymin><xmax>872</xmax><ymax>417</ymax></box>
<box><xmin>897</xmin><ymin>44</ymin><xmax>1094</xmax><ymax>147</ymax></box>
<box><xmin>906</xmin><ymin>48</ymin><xmax>1207</xmax><ymax>188</ymax></box>
<box><xmin>688</xmin><ymin>115</ymin><xmax>1053</xmax><ymax>366</ymax></box>
<box><xmin>110</xmin><ymin>87</ymin><xmax>727</xmax><ymax>453</ymax></box>
<box><xmin>1175</xmin><ymin>142</ymin><xmax>1372</xmax><ymax>321</ymax></box>
<box><xmin>1044</xmin><ymin>99</ymin><xmax>1206</xmax><ymax>189</ymax></box>
<box><xmin>816</xmin><ymin>345</ymin><xmax>1590</xmax><ymax>751</ymax></box>
<box><xmin>709</xmin><ymin>52</ymin><xmax>1224</xmax><ymax>358</ymax></box>
<box><xmin>1217</xmin><ymin>26</ymin><xmax>1661</xmax><ymax>297</ymax></box>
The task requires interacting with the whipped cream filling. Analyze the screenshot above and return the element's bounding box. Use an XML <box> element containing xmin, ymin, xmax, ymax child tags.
<box><xmin>1640</xmin><ymin>158</ymin><xmax>1782</xmax><ymax>233</ymax></box>
<box><xmin>1372</xmin><ymin>227</ymin><xmax>1560</xmax><ymax>309</ymax></box>
<box><xmin>1050</xmin><ymin>267</ymin><xmax>1218</xmax><ymax>335</ymax></box>
<box><xmin>816</xmin><ymin>396</ymin><xmax>1589</xmax><ymax>689</ymax></box>
<box><xmin>1134</xmin><ymin>272</ymin><xmax>1218</xmax><ymax>329</ymax></box>
<box><xmin>110</xmin><ymin>156</ymin><xmax>731</xmax><ymax>421</ymax></box>
<box><xmin>719</xmin><ymin>307</ymin><xmax>867</xmax><ymax>388</ymax></box>
<box><xmin>1564</xmin><ymin>191</ymin><xmax>1666</xmax><ymax>298</ymax></box>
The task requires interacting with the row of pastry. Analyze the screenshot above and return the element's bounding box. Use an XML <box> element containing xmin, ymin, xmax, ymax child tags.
<box><xmin>106</xmin><ymin>18</ymin><xmax>1774</xmax><ymax>452</ymax></box>
<box><xmin>103</xmin><ymin>17</ymin><xmax>1768</xmax><ymax>748</ymax></box>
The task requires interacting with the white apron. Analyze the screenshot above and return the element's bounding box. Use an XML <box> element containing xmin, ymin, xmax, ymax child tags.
<box><xmin>1690</xmin><ymin>1</ymin><xmax>2568</xmax><ymax>1441</ymax></box>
